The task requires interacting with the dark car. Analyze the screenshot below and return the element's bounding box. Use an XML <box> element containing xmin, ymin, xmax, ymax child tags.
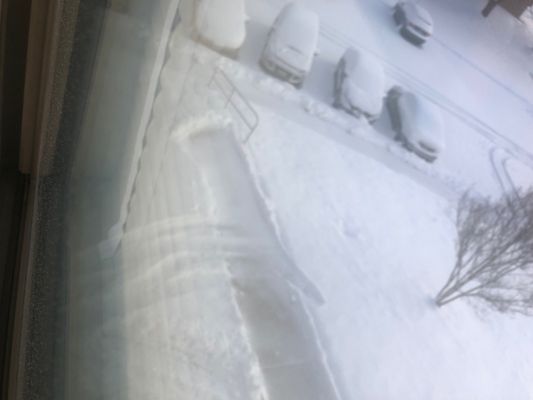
<box><xmin>386</xmin><ymin>86</ymin><xmax>445</xmax><ymax>162</ymax></box>
<box><xmin>393</xmin><ymin>1</ymin><xmax>433</xmax><ymax>46</ymax></box>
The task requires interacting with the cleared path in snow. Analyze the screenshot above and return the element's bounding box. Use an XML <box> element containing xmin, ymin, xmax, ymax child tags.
<box><xmin>67</xmin><ymin>122</ymin><xmax>343</xmax><ymax>400</ymax></box>
<box><xmin>126</xmin><ymin>122</ymin><xmax>342</xmax><ymax>400</ymax></box>
<box><xmin>66</xmin><ymin>30</ymin><xmax>343</xmax><ymax>399</ymax></box>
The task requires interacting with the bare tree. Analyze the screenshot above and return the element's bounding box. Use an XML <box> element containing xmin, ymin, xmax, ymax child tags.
<box><xmin>435</xmin><ymin>189</ymin><xmax>533</xmax><ymax>314</ymax></box>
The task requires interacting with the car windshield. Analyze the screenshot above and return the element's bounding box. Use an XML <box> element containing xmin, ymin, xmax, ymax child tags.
<box><xmin>12</xmin><ymin>1</ymin><xmax>533</xmax><ymax>400</ymax></box>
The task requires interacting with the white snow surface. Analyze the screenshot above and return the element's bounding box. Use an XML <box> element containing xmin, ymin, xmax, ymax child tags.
<box><xmin>222</xmin><ymin>0</ymin><xmax>533</xmax><ymax>395</ymax></box>
<box><xmin>506</xmin><ymin>157</ymin><xmax>533</xmax><ymax>191</ymax></box>
<box><xmin>241</xmin><ymin>105</ymin><xmax>533</xmax><ymax>400</ymax></box>
<box><xmin>154</xmin><ymin>0</ymin><xmax>533</xmax><ymax>397</ymax></box>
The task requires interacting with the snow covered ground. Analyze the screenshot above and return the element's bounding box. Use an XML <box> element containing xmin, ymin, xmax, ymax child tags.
<box><xmin>131</xmin><ymin>0</ymin><xmax>533</xmax><ymax>398</ymax></box>
<box><xmin>242</xmin><ymin>104</ymin><xmax>533</xmax><ymax>400</ymax></box>
<box><xmin>506</xmin><ymin>157</ymin><xmax>533</xmax><ymax>191</ymax></box>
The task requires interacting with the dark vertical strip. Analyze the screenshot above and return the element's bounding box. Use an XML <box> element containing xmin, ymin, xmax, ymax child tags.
<box><xmin>0</xmin><ymin>0</ymin><xmax>32</xmax><ymax>167</ymax></box>
<box><xmin>22</xmin><ymin>1</ymin><xmax>108</xmax><ymax>400</ymax></box>
<box><xmin>0</xmin><ymin>0</ymin><xmax>32</xmax><ymax>397</ymax></box>
<box><xmin>0</xmin><ymin>173</ymin><xmax>28</xmax><ymax>399</ymax></box>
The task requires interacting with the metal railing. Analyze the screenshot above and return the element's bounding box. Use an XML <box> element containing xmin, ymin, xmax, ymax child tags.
<box><xmin>490</xmin><ymin>147</ymin><xmax>520</xmax><ymax>203</ymax></box>
<box><xmin>208</xmin><ymin>67</ymin><xmax>259</xmax><ymax>143</ymax></box>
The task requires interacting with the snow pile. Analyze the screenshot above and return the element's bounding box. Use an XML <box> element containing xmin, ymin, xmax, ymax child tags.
<box><xmin>169</xmin><ymin>112</ymin><xmax>232</xmax><ymax>143</ymax></box>
<box><xmin>114</xmin><ymin>29</ymin><xmax>273</xmax><ymax>400</ymax></box>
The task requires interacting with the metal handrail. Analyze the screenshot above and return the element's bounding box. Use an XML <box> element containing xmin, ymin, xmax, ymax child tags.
<box><xmin>208</xmin><ymin>67</ymin><xmax>259</xmax><ymax>143</ymax></box>
<box><xmin>490</xmin><ymin>147</ymin><xmax>520</xmax><ymax>203</ymax></box>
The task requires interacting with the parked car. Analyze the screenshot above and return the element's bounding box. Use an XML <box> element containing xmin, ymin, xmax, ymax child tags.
<box><xmin>194</xmin><ymin>0</ymin><xmax>247</xmax><ymax>57</ymax></box>
<box><xmin>393</xmin><ymin>1</ymin><xmax>433</xmax><ymax>45</ymax></box>
<box><xmin>260</xmin><ymin>3</ymin><xmax>320</xmax><ymax>87</ymax></box>
<box><xmin>333</xmin><ymin>48</ymin><xmax>386</xmax><ymax>123</ymax></box>
<box><xmin>386</xmin><ymin>86</ymin><xmax>444</xmax><ymax>162</ymax></box>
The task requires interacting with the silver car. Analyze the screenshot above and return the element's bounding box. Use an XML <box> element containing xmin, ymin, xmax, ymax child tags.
<box><xmin>261</xmin><ymin>3</ymin><xmax>320</xmax><ymax>87</ymax></box>
<box><xmin>393</xmin><ymin>1</ymin><xmax>433</xmax><ymax>45</ymax></box>
<box><xmin>333</xmin><ymin>48</ymin><xmax>386</xmax><ymax>123</ymax></box>
<box><xmin>387</xmin><ymin>86</ymin><xmax>445</xmax><ymax>163</ymax></box>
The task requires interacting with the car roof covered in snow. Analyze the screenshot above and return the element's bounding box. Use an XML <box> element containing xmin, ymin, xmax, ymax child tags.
<box><xmin>195</xmin><ymin>0</ymin><xmax>247</xmax><ymax>49</ymax></box>
<box><xmin>275</xmin><ymin>3</ymin><xmax>320</xmax><ymax>53</ymax></box>
<box><xmin>402</xmin><ymin>2</ymin><xmax>433</xmax><ymax>27</ymax></box>
<box><xmin>342</xmin><ymin>48</ymin><xmax>385</xmax><ymax>94</ymax></box>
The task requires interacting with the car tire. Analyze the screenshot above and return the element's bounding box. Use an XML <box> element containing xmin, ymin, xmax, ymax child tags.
<box><xmin>368</xmin><ymin>115</ymin><xmax>378</xmax><ymax>124</ymax></box>
<box><xmin>334</xmin><ymin>66</ymin><xmax>340</xmax><ymax>92</ymax></box>
<box><xmin>259</xmin><ymin>54</ymin><xmax>269</xmax><ymax>72</ymax></box>
<box><xmin>333</xmin><ymin>65</ymin><xmax>344</xmax><ymax>105</ymax></box>
<box><xmin>395</xmin><ymin>130</ymin><xmax>407</xmax><ymax>145</ymax></box>
<box><xmin>335</xmin><ymin>62</ymin><xmax>344</xmax><ymax>86</ymax></box>
<box><xmin>393</xmin><ymin>6</ymin><xmax>404</xmax><ymax>26</ymax></box>
<box><xmin>386</xmin><ymin>86</ymin><xmax>403</xmax><ymax>131</ymax></box>
<box><xmin>332</xmin><ymin>95</ymin><xmax>342</xmax><ymax>109</ymax></box>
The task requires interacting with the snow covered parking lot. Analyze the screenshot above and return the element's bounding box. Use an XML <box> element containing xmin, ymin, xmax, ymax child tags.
<box><xmin>224</xmin><ymin>0</ymin><xmax>533</xmax><ymax>195</ymax></box>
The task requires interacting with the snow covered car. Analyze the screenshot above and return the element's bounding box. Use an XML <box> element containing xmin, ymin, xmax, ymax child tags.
<box><xmin>193</xmin><ymin>0</ymin><xmax>247</xmax><ymax>57</ymax></box>
<box><xmin>393</xmin><ymin>1</ymin><xmax>433</xmax><ymax>45</ymax></box>
<box><xmin>387</xmin><ymin>86</ymin><xmax>444</xmax><ymax>162</ymax></box>
<box><xmin>333</xmin><ymin>48</ymin><xmax>386</xmax><ymax>123</ymax></box>
<box><xmin>260</xmin><ymin>3</ymin><xmax>320</xmax><ymax>87</ymax></box>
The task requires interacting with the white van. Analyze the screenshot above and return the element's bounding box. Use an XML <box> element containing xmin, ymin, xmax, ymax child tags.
<box><xmin>194</xmin><ymin>0</ymin><xmax>247</xmax><ymax>57</ymax></box>
<box><xmin>260</xmin><ymin>3</ymin><xmax>320</xmax><ymax>87</ymax></box>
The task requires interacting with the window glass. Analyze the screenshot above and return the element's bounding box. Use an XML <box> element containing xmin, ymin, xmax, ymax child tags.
<box><xmin>23</xmin><ymin>0</ymin><xmax>533</xmax><ymax>399</ymax></box>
